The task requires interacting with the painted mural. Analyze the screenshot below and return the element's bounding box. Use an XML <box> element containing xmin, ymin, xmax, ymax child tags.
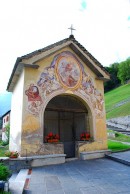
<box><xmin>37</xmin><ymin>67</ymin><xmax>61</xmax><ymax>98</ymax></box>
<box><xmin>56</xmin><ymin>55</ymin><xmax>82</xmax><ymax>89</ymax></box>
<box><xmin>25</xmin><ymin>84</ymin><xmax>43</xmax><ymax>116</ymax></box>
<box><xmin>25</xmin><ymin>51</ymin><xmax>104</xmax><ymax>118</ymax></box>
<box><xmin>77</xmin><ymin>70</ymin><xmax>104</xmax><ymax>117</ymax></box>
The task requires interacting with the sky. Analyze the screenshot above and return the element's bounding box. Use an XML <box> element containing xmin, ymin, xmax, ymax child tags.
<box><xmin>0</xmin><ymin>0</ymin><xmax>130</xmax><ymax>92</ymax></box>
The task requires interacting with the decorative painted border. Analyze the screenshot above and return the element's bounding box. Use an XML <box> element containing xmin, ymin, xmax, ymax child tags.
<box><xmin>55</xmin><ymin>55</ymin><xmax>82</xmax><ymax>90</ymax></box>
<box><xmin>25</xmin><ymin>51</ymin><xmax>104</xmax><ymax>119</ymax></box>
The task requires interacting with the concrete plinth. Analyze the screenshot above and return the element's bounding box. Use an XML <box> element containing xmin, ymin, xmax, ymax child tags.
<box><xmin>30</xmin><ymin>154</ymin><xmax>66</xmax><ymax>167</ymax></box>
<box><xmin>0</xmin><ymin>154</ymin><xmax>66</xmax><ymax>172</ymax></box>
<box><xmin>80</xmin><ymin>150</ymin><xmax>111</xmax><ymax>160</ymax></box>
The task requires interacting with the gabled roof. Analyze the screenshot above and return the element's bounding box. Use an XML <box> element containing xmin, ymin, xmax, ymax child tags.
<box><xmin>7</xmin><ymin>35</ymin><xmax>110</xmax><ymax>92</ymax></box>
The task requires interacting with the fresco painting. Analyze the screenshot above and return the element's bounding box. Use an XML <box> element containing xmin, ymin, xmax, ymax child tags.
<box><xmin>25</xmin><ymin>84</ymin><xmax>43</xmax><ymax>116</ymax></box>
<box><xmin>56</xmin><ymin>55</ymin><xmax>81</xmax><ymax>89</ymax></box>
<box><xmin>78</xmin><ymin>71</ymin><xmax>104</xmax><ymax>118</ymax></box>
<box><xmin>25</xmin><ymin>51</ymin><xmax>104</xmax><ymax>119</ymax></box>
<box><xmin>37</xmin><ymin>67</ymin><xmax>61</xmax><ymax>98</ymax></box>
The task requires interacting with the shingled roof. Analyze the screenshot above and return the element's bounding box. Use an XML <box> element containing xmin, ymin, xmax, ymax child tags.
<box><xmin>7</xmin><ymin>35</ymin><xmax>110</xmax><ymax>92</ymax></box>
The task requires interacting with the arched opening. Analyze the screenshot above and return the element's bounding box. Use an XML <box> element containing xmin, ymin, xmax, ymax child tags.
<box><xmin>44</xmin><ymin>94</ymin><xmax>93</xmax><ymax>158</ymax></box>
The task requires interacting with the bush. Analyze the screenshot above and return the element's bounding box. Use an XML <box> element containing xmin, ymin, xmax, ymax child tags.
<box><xmin>1</xmin><ymin>140</ymin><xmax>9</xmax><ymax>146</ymax></box>
<box><xmin>115</xmin><ymin>132</ymin><xmax>119</xmax><ymax>137</ymax></box>
<box><xmin>0</xmin><ymin>163</ymin><xmax>10</xmax><ymax>181</ymax></box>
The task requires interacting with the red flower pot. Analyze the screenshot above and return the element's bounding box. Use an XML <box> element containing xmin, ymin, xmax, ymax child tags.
<box><xmin>53</xmin><ymin>139</ymin><xmax>59</xmax><ymax>142</ymax></box>
<box><xmin>10</xmin><ymin>155</ymin><xmax>18</xmax><ymax>158</ymax></box>
<box><xmin>48</xmin><ymin>139</ymin><xmax>53</xmax><ymax>143</ymax></box>
<box><xmin>48</xmin><ymin>139</ymin><xmax>59</xmax><ymax>143</ymax></box>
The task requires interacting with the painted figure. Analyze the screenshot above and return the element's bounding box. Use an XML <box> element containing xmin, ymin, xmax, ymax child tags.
<box><xmin>80</xmin><ymin>72</ymin><xmax>104</xmax><ymax>118</ymax></box>
<box><xmin>25</xmin><ymin>84</ymin><xmax>42</xmax><ymax>115</ymax></box>
<box><xmin>25</xmin><ymin>51</ymin><xmax>104</xmax><ymax>118</ymax></box>
<box><xmin>37</xmin><ymin>67</ymin><xmax>61</xmax><ymax>97</ymax></box>
<box><xmin>58</xmin><ymin>60</ymin><xmax>80</xmax><ymax>88</ymax></box>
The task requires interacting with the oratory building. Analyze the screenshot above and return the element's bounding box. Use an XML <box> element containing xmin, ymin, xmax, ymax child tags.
<box><xmin>7</xmin><ymin>35</ymin><xmax>110</xmax><ymax>159</ymax></box>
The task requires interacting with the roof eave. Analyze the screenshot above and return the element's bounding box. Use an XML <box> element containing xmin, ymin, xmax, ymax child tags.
<box><xmin>7</xmin><ymin>63</ymin><xmax>40</xmax><ymax>92</ymax></box>
<box><xmin>7</xmin><ymin>36</ymin><xmax>110</xmax><ymax>91</ymax></box>
<box><xmin>2</xmin><ymin>110</ymin><xmax>11</xmax><ymax>118</ymax></box>
<box><xmin>7</xmin><ymin>57</ymin><xmax>22</xmax><ymax>91</ymax></box>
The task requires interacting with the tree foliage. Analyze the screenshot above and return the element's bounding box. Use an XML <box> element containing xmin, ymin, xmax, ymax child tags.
<box><xmin>104</xmin><ymin>57</ymin><xmax>130</xmax><ymax>92</ymax></box>
<box><xmin>104</xmin><ymin>63</ymin><xmax>121</xmax><ymax>92</ymax></box>
<box><xmin>117</xmin><ymin>58</ymin><xmax>130</xmax><ymax>84</ymax></box>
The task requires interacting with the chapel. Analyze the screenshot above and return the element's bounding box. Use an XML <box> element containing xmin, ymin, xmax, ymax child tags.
<box><xmin>7</xmin><ymin>35</ymin><xmax>110</xmax><ymax>159</ymax></box>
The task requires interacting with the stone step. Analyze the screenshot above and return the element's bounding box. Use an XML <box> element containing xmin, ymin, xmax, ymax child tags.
<box><xmin>9</xmin><ymin>173</ymin><xmax>18</xmax><ymax>183</ymax></box>
<box><xmin>80</xmin><ymin>150</ymin><xmax>111</xmax><ymax>160</ymax></box>
<box><xmin>107</xmin><ymin>122</ymin><xmax>128</xmax><ymax>130</ymax></box>
<box><xmin>105</xmin><ymin>154</ymin><xmax>130</xmax><ymax>166</ymax></box>
<box><xmin>66</xmin><ymin>157</ymin><xmax>78</xmax><ymax>162</ymax></box>
<box><xmin>9</xmin><ymin>169</ymin><xmax>28</xmax><ymax>194</ymax></box>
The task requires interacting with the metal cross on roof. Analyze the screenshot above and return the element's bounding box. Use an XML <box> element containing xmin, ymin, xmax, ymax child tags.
<box><xmin>68</xmin><ymin>24</ymin><xmax>76</xmax><ymax>35</ymax></box>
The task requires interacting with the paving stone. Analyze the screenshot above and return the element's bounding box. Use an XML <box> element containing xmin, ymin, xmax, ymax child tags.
<box><xmin>47</xmin><ymin>189</ymin><xmax>64</xmax><ymax>194</ymax></box>
<box><xmin>81</xmin><ymin>186</ymin><xmax>105</xmax><ymax>194</ymax></box>
<box><xmin>29</xmin><ymin>175</ymin><xmax>45</xmax><ymax>184</ymax></box>
<box><xmin>60</xmin><ymin>180</ymin><xmax>79</xmax><ymax>189</ymax></box>
<box><xmin>63</xmin><ymin>188</ymin><xmax>83</xmax><ymax>194</ymax></box>
<box><xmin>58</xmin><ymin>175</ymin><xmax>73</xmax><ymax>182</ymax></box>
<box><xmin>27</xmin><ymin>183</ymin><xmax>47</xmax><ymax>194</ymax></box>
<box><xmin>45</xmin><ymin>176</ymin><xmax>62</xmax><ymax>191</ymax></box>
<box><xmin>26</xmin><ymin>158</ymin><xmax>130</xmax><ymax>194</ymax></box>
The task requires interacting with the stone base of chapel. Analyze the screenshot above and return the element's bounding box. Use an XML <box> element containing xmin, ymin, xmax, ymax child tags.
<box><xmin>80</xmin><ymin>150</ymin><xmax>111</xmax><ymax>160</ymax></box>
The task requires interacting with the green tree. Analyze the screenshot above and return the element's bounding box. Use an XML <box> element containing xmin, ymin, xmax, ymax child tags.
<box><xmin>104</xmin><ymin>63</ymin><xmax>120</xmax><ymax>92</ymax></box>
<box><xmin>118</xmin><ymin>58</ymin><xmax>130</xmax><ymax>84</ymax></box>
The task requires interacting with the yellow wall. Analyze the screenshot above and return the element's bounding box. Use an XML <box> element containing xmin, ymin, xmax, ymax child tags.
<box><xmin>20</xmin><ymin>47</ymin><xmax>108</xmax><ymax>156</ymax></box>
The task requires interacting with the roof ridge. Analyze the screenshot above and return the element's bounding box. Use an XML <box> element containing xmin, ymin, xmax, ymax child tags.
<box><xmin>70</xmin><ymin>38</ymin><xmax>109</xmax><ymax>76</ymax></box>
<box><xmin>21</xmin><ymin>37</ymin><xmax>70</xmax><ymax>59</ymax></box>
<box><xmin>7</xmin><ymin>35</ymin><xmax>110</xmax><ymax>91</ymax></box>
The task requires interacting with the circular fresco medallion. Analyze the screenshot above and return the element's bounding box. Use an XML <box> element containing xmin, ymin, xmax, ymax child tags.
<box><xmin>55</xmin><ymin>55</ymin><xmax>82</xmax><ymax>90</ymax></box>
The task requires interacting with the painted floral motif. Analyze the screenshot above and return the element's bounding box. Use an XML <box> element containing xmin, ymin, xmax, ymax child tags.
<box><xmin>25</xmin><ymin>84</ymin><xmax>42</xmax><ymax>116</ymax></box>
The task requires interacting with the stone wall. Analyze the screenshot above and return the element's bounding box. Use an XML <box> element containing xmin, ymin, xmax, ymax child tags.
<box><xmin>21</xmin><ymin>143</ymin><xmax>64</xmax><ymax>157</ymax></box>
<box><xmin>0</xmin><ymin>154</ymin><xmax>66</xmax><ymax>172</ymax></box>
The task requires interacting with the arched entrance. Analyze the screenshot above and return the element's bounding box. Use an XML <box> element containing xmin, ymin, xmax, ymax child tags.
<box><xmin>44</xmin><ymin>94</ymin><xmax>92</xmax><ymax>158</ymax></box>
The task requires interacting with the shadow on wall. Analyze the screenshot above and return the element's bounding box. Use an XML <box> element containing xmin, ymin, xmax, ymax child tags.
<box><xmin>9</xmin><ymin>131</ymin><xmax>21</xmax><ymax>153</ymax></box>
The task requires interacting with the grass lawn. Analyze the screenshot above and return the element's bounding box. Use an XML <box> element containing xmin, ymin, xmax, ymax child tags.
<box><xmin>108</xmin><ymin>130</ymin><xmax>130</xmax><ymax>151</ymax></box>
<box><xmin>108</xmin><ymin>140</ymin><xmax>130</xmax><ymax>152</ymax></box>
<box><xmin>108</xmin><ymin>129</ymin><xmax>130</xmax><ymax>142</ymax></box>
<box><xmin>106</xmin><ymin>101</ymin><xmax>130</xmax><ymax>119</ymax></box>
<box><xmin>105</xmin><ymin>84</ymin><xmax>130</xmax><ymax>119</ymax></box>
<box><xmin>0</xmin><ymin>142</ymin><xmax>9</xmax><ymax>157</ymax></box>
